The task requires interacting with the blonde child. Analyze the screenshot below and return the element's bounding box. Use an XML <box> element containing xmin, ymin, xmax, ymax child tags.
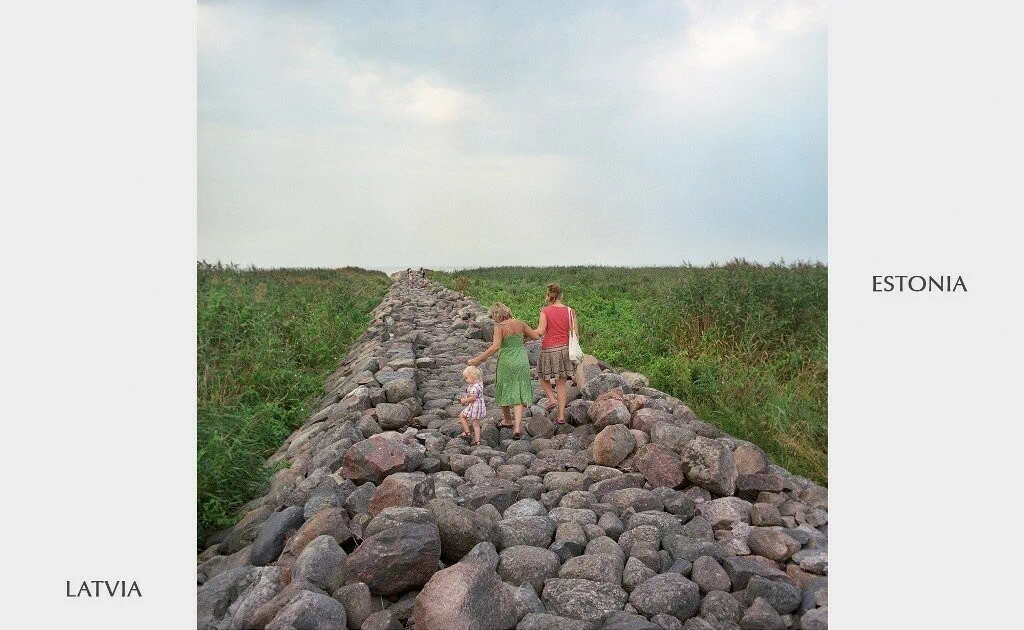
<box><xmin>459</xmin><ymin>365</ymin><xmax>486</xmax><ymax>446</ymax></box>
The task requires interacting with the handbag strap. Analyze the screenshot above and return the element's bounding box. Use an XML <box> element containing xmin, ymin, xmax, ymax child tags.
<box><xmin>568</xmin><ymin>307</ymin><xmax>575</xmax><ymax>336</ymax></box>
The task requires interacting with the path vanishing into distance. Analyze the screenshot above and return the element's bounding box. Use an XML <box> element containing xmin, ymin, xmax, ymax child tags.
<box><xmin>198</xmin><ymin>270</ymin><xmax>828</xmax><ymax>630</ymax></box>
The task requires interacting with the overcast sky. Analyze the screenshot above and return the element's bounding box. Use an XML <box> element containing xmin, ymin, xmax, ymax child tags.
<box><xmin>199</xmin><ymin>1</ymin><xmax>827</xmax><ymax>270</ymax></box>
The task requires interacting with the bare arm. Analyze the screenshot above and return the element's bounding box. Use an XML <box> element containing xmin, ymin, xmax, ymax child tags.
<box><xmin>523</xmin><ymin>321</ymin><xmax>541</xmax><ymax>341</ymax></box>
<box><xmin>571</xmin><ymin>308</ymin><xmax>579</xmax><ymax>335</ymax></box>
<box><xmin>469</xmin><ymin>325</ymin><xmax>503</xmax><ymax>365</ymax></box>
<box><xmin>535</xmin><ymin>311</ymin><xmax>548</xmax><ymax>337</ymax></box>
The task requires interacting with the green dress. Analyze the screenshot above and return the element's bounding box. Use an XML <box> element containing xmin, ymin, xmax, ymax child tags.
<box><xmin>494</xmin><ymin>333</ymin><xmax>533</xmax><ymax>406</ymax></box>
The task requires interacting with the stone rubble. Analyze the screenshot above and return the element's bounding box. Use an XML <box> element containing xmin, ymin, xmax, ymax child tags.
<box><xmin>198</xmin><ymin>270</ymin><xmax>828</xmax><ymax>630</ymax></box>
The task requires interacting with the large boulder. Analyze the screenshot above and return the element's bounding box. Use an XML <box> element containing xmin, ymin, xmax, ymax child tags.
<box><xmin>367</xmin><ymin>472</ymin><xmax>434</xmax><ymax>516</ymax></box>
<box><xmin>293</xmin><ymin>534</ymin><xmax>347</xmax><ymax>593</ymax></box>
<box><xmin>633</xmin><ymin>444</ymin><xmax>685</xmax><ymax>488</ymax></box>
<box><xmin>340</xmin><ymin>436</ymin><xmax>408</xmax><ymax>484</ymax></box>
<box><xmin>628</xmin><ymin>572</ymin><xmax>700</xmax><ymax>620</ymax></box>
<box><xmin>589</xmin><ymin>398</ymin><xmax>631</xmax><ymax>430</ymax></box>
<box><xmin>497</xmin><ymin>545</ymin><xmax>562</xmax><ymax>593</ymax></box>
<box><xmin>496</xmin><ymin>515</ymin><xmax>557</xmax><ymax>550</ymax></box>
<box><xmin>250</xmin><ymin>506</ymin><xmax>305</xmax><ymax>566</ymax></box>
<box><xmin>342</xmin><ymin>523</ymin><xmax>441</xmax><ymax>595</ymax></box>
<box><xmin>593</xmin><ymin>425</ymin><xmax>636</xmax><ymax>467</ymax></box>
<box><xmin>582</xmin><ymin>374</ymin><xmax>633</xmax><ymax>400</ymax></box>
<box><xmin>428</xmin><ymin>499</ymin><xmax>496</xmax><ymax>562</ymax></box>
<box><xmin>680</xmin><ymin>437</ymin><xmax>738</xmax><ymax>496</ymax></box>
<box><xmin>375</xmin><ymin>401</ymin><xmax>413</xmax><ymax>430</ymax></box>
<box><xmin>197</xmin><ymin>565</ymin><xmax>260</xmax><ymax>630</ymax></box>
<box><xmin>265</xmin><ymin>590</ymin><xmax>348</xmax><ymax>630</ymax></box>
<box><xmin>541</xmin><ymin>578</ymin><xmax>629</xmax><ymax>623</ymax></box>
<box><xmin>413</xmin><ymin>561</ymin><xmax>519</xmax><ymax>630</ymax></box>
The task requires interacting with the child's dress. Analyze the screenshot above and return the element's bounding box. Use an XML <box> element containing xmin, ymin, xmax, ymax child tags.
<box><xmin>462</xmin><ymin>382</ymin><xmax>486</xmax><ymax>420</ymax></box>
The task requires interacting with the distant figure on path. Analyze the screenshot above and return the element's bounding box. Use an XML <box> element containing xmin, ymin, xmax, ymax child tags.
<box><xmin>468</xmin><ymin>303</ymin><xmax>538</xmax><ymax>438</ymax></box>
<box><xmin>534</xmin><ymin>283</ymin><xmax>578</xmax><ymax>425</ymax></box>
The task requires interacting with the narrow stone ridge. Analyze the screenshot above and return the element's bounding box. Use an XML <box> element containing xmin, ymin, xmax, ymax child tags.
<box><xmin>198</xmin><ymin>270</ymin><xmax>828</xmax><ymax>630</ymax></box>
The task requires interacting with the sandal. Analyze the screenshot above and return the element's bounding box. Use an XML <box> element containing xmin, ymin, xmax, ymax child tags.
<box><xmin>554</xmin><ymin>418</ymin><xmax>566</xmax><ymax>425</ymax></box>
<box><xmin>459</xmin><ymin>430</ymin><xmax>471</xmax><ymax>438</ymax></box>
<box><xmin>512</xmin><ymin>431</ymin><xmax>522</xmax><ymax>439</ymax></box>
<box><xmin>472</xmin><ymin>439</ymin><xmax>481</xmax><ymax>446</ymax></box>
<box><xmin>545</xmin><ymin>401</ymin><xmax>557</xmax><ymax>411</ymax></box>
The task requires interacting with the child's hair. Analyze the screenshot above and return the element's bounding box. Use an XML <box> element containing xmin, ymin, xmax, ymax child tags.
<box><xmin>488</xmin><ymin>302</ymin><xmax>512</xmax><ymax>322</ymax></box>
<box><xmin>546</xmin><ymin>282</ymin><xmax>562</xmax><ymax>304</ymax></box>
<box><xmin>463</xmin><ymin>365</ymin><xmax>482</xmax><ymax>382</ymax></box>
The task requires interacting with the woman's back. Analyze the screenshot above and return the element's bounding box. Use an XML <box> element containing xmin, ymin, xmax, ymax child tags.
<box><xmin>541</xmin><ymin>305</ymin><xmax>571</xmax><ymax>349</ymax></box>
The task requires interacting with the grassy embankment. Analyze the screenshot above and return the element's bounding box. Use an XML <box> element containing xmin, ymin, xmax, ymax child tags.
<box><xmin>197</xmin><ymin>263</ymin><xmax>390</xmax><ymax>547</ymax></box>
<box><xmin>431</xmin><ymin>263</ymin><xmax>827</xmax><ymax>485</ymax></box>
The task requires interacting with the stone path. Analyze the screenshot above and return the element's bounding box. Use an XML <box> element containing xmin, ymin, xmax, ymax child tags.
<box><xmin>198</xmin><ymin>270</ymin><xmax>828</xmax><ymax>630</ymax></box>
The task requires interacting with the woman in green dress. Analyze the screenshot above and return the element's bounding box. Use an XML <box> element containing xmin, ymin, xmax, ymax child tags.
<box><xmin>468</xmin><ymin>303</ymin><xmax>538</xmax><ymax>438</ymax></box>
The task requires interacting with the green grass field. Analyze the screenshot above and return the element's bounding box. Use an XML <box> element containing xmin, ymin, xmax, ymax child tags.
<box><xmin>197</xmin><ymin>263</ymin><xmax>390</xmax><ymax>547</ymax></box>
<box><xmin>431</xmin><ymin>262</ymin><xmax>827</xmax><ymax>484</ymax></box>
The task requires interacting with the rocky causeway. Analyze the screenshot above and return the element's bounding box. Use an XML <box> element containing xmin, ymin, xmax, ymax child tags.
<box><xmin>197</xmin><ymin>269</ymin><xmax>828</xmax><ymax>630</ymax></box>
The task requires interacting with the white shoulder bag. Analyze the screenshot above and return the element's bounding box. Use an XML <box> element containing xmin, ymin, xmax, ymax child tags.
<box><xmin>568</xmin><ymin>307</ymin><xmax>584</xmax><ymax>365</ymax></box>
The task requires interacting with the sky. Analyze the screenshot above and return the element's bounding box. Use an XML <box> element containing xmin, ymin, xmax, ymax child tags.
<box><xmin>198</xmin><ymin>0</ymin><xmax>827</xmax><ymax>270</ymax></box>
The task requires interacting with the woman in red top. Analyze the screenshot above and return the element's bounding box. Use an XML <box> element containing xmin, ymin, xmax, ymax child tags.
<box><xmin>534</xmin><ymin>282</ymin><xmax>578</xmax><ymax>424</ymax></box>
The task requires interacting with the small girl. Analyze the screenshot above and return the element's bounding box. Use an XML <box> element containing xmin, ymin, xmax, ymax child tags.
<box><xmin>459</xmin><ymin>365</ymin><xmax>486</xmax><ymax>445</ymax></box>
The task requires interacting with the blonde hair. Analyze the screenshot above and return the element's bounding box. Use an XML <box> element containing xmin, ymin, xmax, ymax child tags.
<box><xmin>488</xmin><ymin>302</ymin><xmax>512</xmax><ymax>322</ymax></box>
<box><xmin>463</xmin><ymin>365</ymin><xmax>482</xmax><ymax>382</ymax></box>
<box><xmin>546</xmin><ymin>282</ymin><xmax>562</xmax><ymax>304</ymax></box>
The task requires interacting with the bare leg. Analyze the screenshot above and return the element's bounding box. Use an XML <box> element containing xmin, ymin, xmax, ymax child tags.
<box><xmin>500</xmin><ymin>406</ymin><xmax>513</xmax><ymax>427</ymax></box>
<box><xmin>458</xmin><ymin>414</ymin><xmax>471</xmax><ymax>437</ymax></box>
<box><xmin>555</xmin><ymin>377</ymin><xmax>567</xmax><ymax>423</ymax></box>
<box><xmin>472</xmin><ymin>419</ymin><xmax>481</xmax><ymax>445</ymax></box>
<box><xmin>512</xmin><ymin>404</ymin><xmax>524</xmax><ymax>436</ymax></box>
<box><xmin>539</xmin><ymin>378</ymin><xmax>556</xmax><ymax>410</ymax></box>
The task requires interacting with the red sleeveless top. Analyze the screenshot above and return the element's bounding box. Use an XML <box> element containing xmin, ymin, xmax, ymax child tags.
<box><xmin>541</xmin><ymin>305</ymin><xmax>571</xmax><ymax>349</ymax></box>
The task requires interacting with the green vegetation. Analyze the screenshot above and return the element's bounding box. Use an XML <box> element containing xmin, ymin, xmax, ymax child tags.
<box><xmin>197</xmin><ymin>263</ymin><xmax>390</xmax><ymax>547</ymax></box>
<box><xmin>431</xmin><ymin>263</ymin><xmax>827</xmax><ymax>484</ymax></box>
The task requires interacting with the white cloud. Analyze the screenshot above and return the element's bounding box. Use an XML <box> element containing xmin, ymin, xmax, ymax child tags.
<box><xmin>646</xmin><ymin>1</ymin><xmax>827</xmax><ymax>97</ymax></box>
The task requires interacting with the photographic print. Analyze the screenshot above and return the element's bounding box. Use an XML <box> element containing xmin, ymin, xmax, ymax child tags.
<box><xmin>197</xmin><ymin>2</ymin><xmax>827</xmax><ymax>629</ymax></box>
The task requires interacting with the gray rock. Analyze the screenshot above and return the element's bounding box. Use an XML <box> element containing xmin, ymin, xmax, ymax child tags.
<box><xmin>342</xmin><ymin>523</ymin><xmax>440</xmax><ymax>595</ymax></box>
<box><xmin>363</xmin><ymin>506</ymin><xmax>435</xmax><ymax>538</ymax></box>
<box><xmin>428</xmin><ymin>498</ymin><xmax>496</xmax><ymax>562</ymax></box>
<box><xmin>516</xmin><ymin>612</ymin><xmax>596</xmax><ymax>630</ymax></box>
<box><xmin>361</xmin><ymin>608</ymin><xmax>403</xmax><ymax>630</ymax></box>
<box><xmin>628</xmin><ymin>572</ymin><xmax>700</xmax><ymax>620</ymax></box>
<box><xmin>461</xmin><ymin>540</ymin><xmax>501</xmax><ymax>570</ymax></box>
<box><xmin>599</xmin><ymin>611</ymin><xmax>662</xmax><ymax>629</ymax></box>
<box><xmin>559</xmin><ymin>553</ymin><xmax>624</xmax><ymax>584</ymax></box>
<box><xmin>541</xmin><ymin>578</ymin><xmax>629</xmax><ymax>623</ymax></box>
<box><xmin>745</xmin><ymin>576</ymin><xmax>802</xmax><ymax>614</ymax></box>
<box><xmin>197</xmin><ymin>565</ymin><xmax>260</xmax><ymax>630</ymax></box>
<box><xmin>250</xmin><ymin>506</ymin><xmax>304</xmax><ymax>566</ymax></box>
<box><xmin>691</xmin><ymin>555</ymin><xmax>731</xmax><ymax>593</ymax></box>
<box><xmin>294</xmin><ymin>535</ymin><xmax>347</xmax><ymax>593</ymax></box>
<box><xmin>746</xmin><ymin>528</ymin><xmax>800</xmax><ymax>562</ymax></box>
<box><xmin>593</xmin><ymin>425</ymin><xmax>637</xmax><ymax>467</ymax></box>
<box><xmin>496</xmin><ymin>516</ymin><xmax>557</xmax><ymax>550</ymax></box>
<box><xmin>498</xmin><ymin>545</ymin><xmax>563</xmax><ymax>593</ymax></box>
<box><xmin>700</xmin><ymin>590</ymin><xmax>740</xmax><ymax>623</ymax></box>
<box><xmin>738</xmin><ymin>597</ymin><xmax>785</xmax><ymax>630</ymax></box>
<box><xmin>799</xmin><ymin>607</ymin><xmax>828</xmax><ymax>630</ymax></box>
<box><xmin>333</xmin><ymin>582</ymin><xmax>382</xmax><ymax>630</ymax></box>
<box><xmin>265</xmin><ymin>589</ymin><xmax>348</xmax><ymax>630</ymax></box>
<box><xmin>622</xmin><ymin>556</ymin><xmax>656</xmax><ymax>592</ymax></box>
<box><xmin>722</xmin><ymin>557</ymin><xmax>791</xmax><ymax>590</ymax></box>
<box><xmin>598</xmin><ymin>512</ymin><xmax>625</xmax><ymax>540</ymax></box>
<box><xmin>383</xmin><ymin>378</ymin><xmax>417</xmax><ymax>403</ymax></box>
<box><xmin>680</xmin><ymin>437</ymin><xmax>738</xmax><ymax>497</ymax></box>
<box><xmin>413</xmin><ymin>560</ymin><xmax>520</xmax><ymax>630</ymax></box>
<box><xmin>374</xmin><ymin>402</ymin><xmax>413</xmax><ymax>430</ymax></box>
<box><xmin>697</xmin><ymin>497</ymin><xmax>752</xmax><ymax>529</ymax></box>
<box><xmin>582</xmin><ymin>374</ymin><xmax>633</xmax><ymax>399</ymax></box>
